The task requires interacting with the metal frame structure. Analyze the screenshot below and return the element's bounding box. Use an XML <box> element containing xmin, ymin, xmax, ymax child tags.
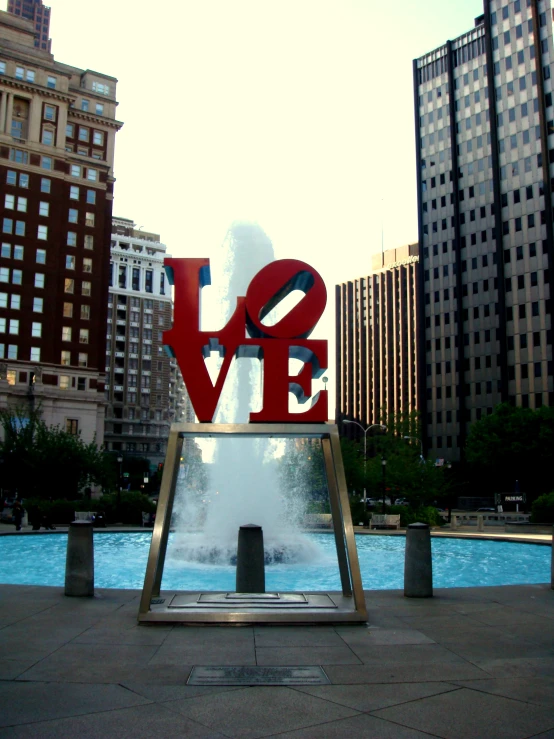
<box><xmin>138</xmin><ymin>423</ymin><xmax>367</xmax><ymax>624</ymax></box>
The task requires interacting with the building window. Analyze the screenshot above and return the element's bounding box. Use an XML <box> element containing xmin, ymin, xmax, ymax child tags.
<box><xmin>65</xmin><ymin>255</ymin><xmax>75</xmax><ymax>270</ymax></box>
<box><xmin>69</xmin><ymin>185</ymin><xmax>79</xmax><ymax>200</ymax></box>
<box><xmin>0</xmin><ymin>293</ymin><xmax>6</xmax><ymax>308</ymax></box>
<box><xmin>81</xmin><ymin>304</ymin><xmax>90</xmax><ymax>320</ymax></box>
<box><xmin>39</xmin><ymin>201</ymin><xmax>49</xmax><ymax>217</ymax></box>
<box><xmin>67</xmin><ymin>232</ymin><xmax>77</xmax><ymax>247</ymax></box>
<box><xmin>82</xmin><ymin>281</ymin><xmax>91</xmax><ymax>296</ymax></box>
<box><xmin>68</xmin><ymin>208</ymin><xmax>78</xmax><ymax>223</ymax></box>
<box><xmin>10</xmin><ymin>149</ymin><xmax>28</xmax><ymax>164</ymax></box>
<box><xmin>12</xmin><ymin>269</ymin><xmax>22</xmax><ymax>285</ymax></box>
<box><xmin>33</xmin><ymin>297</ymin><xmax>43</xmax><ymax>313</ymax></box>
<box><xmin>7</xmin><ymin>345</ymin><xmax>17</xmax><ymax>359</ymax></box>
<box><xmin>3</xmin><ymin>218</ymin><xmax>12</xmax><ymax>234</ymax></box>
<box><xmin>81</xmin><ymin>99</ymin><xmax>89</xmax><ymax>112</ymax></box>
<box><xmin>145</xmin><ymin>270</ymin><xmax>153</xmax><ymax>293</ymax></box>
<box><xmin>34</xmin><ymin>273</ymin><xmax>45</xmax><ymax>288</ymax></box>
<box><xmin>30</xmin><ymin>347</ymin><xmax>40</xmax><ymax>361</ymax></box>
<box><xmin>0</xmin><ymin>267</ymin><xmax>9</xmax><ymax>282</ymax></box>
<box><xmin>10</xmin><ymin>295</ymin><xmax>20</xmax><ymax>310</ymax></box>
<box><xmin>70</xmin><ymin>165</ymin><xmax>81</xmax><ymax>178</ymax></box>
<box><xmin>62</xmin><ymin>326</ymin><xmax>72</xmax><ymax>342</ymax></box>
<box><xmin>95</xmin><ymin>103</ymin><xmax>104</xmax><ymax>115</ymax></box>
<box><xmin>92</xmin><ymin>81</ymin><xmax>110</xmax><ymax>95</ymax></box>
<box><xmin>66</xmin><ymin>123</ymin><xmax>74</xmax><ymax>138</ymax></box>
<box><xmin>79</xmin><ymin>328</ymin><xmax>89</xmax><ymax>344</ymax></box>
<box><xmin>1</xmin><ymin>243</ymin><xmax>9</xmax><ymax>258</ymax></box>
<box><xmin>83</xmin><ymin>258</ymin><xmax>92</xmax><ymax>273</ymax></box>
<box><xmin>63</xmin><ymin>302</ymin><xmax>73</xmax><ymax>317</ymax></box>
<box><xmin>41</xmin><ymin>157</ymin><xmax>52</xmax><ymax>170</ymax></box>
<box><xmin>61</xmin><ymin>350</ymin><xmax>71</xmax><ymax>365</ymax></box>
<box><xmin>40</xmin><ymin>178</ymin><xmax>51</xmax><ymax>193</ymax></box>
<box><xmin>14</xmin><ymin>221</ymin><xmax>24</xmax><ymax>236</ymax></box>
<box><xmin>78</xmin><ymin>126</ymin><xmax>89</xmax><ymax>142</ymax></box>
<box><xmin>64</xmin><ymin>278</ymin><xmax>74</xmax><ymax>294</ymax></box>
<box><xmin>85</xmin><ymin>212</ymin><xmax>94</xmax><ymax>227</ymax></box>
<box><xmin>84</xmin><ymin>235</ymin><xmax>93</xmax><ymax>249</ymax></box>
<box><xmin>86</xmin><ymin>190</ymin><xmax>96</xmax><ymax>205</ymax></box>
<box><xmin>92</xmin><ymin>131</ymin><xmax>104</xmax><ymax>146</ymax></box>
<box><xmin>4</xmin><ymin>194</ymin><xmax>14</xmax><ymax>209</ymax></box>
<box><xmin>13</xmin><ymin>245</ymin><xmax>23</xmax><ymax>260</ymax></box>
<box><xmin>41</xmin><ymin>128</ymin><xmax>54</xmax><ymax>146</ymax></box>
<box><xmin>87</xmin><ymin>168</ymin><xmax>98</xmax><ymax>181</ymax></box>
<box><xmin>78</xmin><ymin>353</ymin><xmax>88</xmax><ymax>367</ymax></box>
<box><xmin>16</xmin><ymin>197</ymin><xmax>26</xmax><ymax>213</ymax></box>
<box><xmin>47</xmin><ymin>76</ymin><xmax>56</xmax><ymax>89</ymax></box>
<box><xmin>66</xmin><ymin>419</ymin><xmax>79</xmax><ymax>435</ymax></box>
<box><xmin>37</xmin><ymin>225</ymin><xmax>47</xmax><ymax>240</ymax></box>
<box><xmin>31</xmin><ymin>322</ymin><xmax>42</xmax><ymax>338</ymax></box>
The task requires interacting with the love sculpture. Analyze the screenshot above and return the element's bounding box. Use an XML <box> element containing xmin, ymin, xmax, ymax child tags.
<box><xmin>138</xmin><ymin>256</ymin><xmax>367</xmax><ymax>625</ymax></box>
<box><xmin>163</xmin><ymin>257</ymin><xmax>328</xmax><ymax>423</ymax></box>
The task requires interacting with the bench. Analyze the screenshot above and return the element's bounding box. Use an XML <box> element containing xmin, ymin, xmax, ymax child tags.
<box><xmin>303</xmin><ymin>513</ymin><xmax>333</xmax><ymax>528</ymax></box>
<box><xmin>370</xmin><ymin>514</ymin><xmax>401</xmax><ymax>530</ymax></box>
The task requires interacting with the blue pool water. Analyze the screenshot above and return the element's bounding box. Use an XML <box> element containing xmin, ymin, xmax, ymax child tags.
<box><xmin>0</xmin><ymin>532</ymin><xmax>550</xmax><ymax>590</ymax></box>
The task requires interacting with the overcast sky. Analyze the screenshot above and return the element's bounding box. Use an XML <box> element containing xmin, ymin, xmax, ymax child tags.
<box><xmin>3</xmin><ymin>0</ymin><xmax>484</xmax><ymax>408</ymax></box>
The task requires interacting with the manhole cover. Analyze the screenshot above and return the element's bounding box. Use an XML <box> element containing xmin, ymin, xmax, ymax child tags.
<box><xmin>188</xmin><ymin>666</ymin><xmax>330</xmax><ymax>686</ymax></box>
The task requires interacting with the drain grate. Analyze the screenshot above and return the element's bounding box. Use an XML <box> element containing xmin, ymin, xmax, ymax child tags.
<box><xmin>188</xmin><ymin>666</ymin><xmax>330</xmax><ymax>686</ymax></box>
<box><xmin>150</xmin><ymin>598</ymin><xmax>165</xmax><ymax>605</ymax></box>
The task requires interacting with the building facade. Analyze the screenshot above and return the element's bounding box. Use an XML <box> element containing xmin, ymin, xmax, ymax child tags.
<box><xmin>336</xmin><ymin>243</ymin><xmax>419</xmax><ymax>438</ymax></box>
<box><xmin>414</xmin><ymin>0</ymin><xmax>554</xmax><ymax>461</ymax></box>
<box><xmin>7</xmin><ymin>0</ymin><xmax>51</xmax><ymax>52</ymax></box>
<box><xmin>104</xmin><ymin>218</ymin><xmax>192</xmax><ymax>468</ymax></box>
<box><xmin>0</xmin><ymin>10</ymin><xmax>122</xmax><ymax>443</ymax></box>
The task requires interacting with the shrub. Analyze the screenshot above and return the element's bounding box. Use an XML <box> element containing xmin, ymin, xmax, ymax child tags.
<box><xmin>96</xmin><ymin>491</ymin><xmax>155</xmax><ymax>525</ymax></box>
<box><xmin>530</xmin><ymin>492</ymin><xmax>554</xmax><ymax>523</ymax></box>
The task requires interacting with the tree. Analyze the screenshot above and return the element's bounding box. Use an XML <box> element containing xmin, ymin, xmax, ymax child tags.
<box><xmin>0</xmin><ymin>405</ymin><xmax>110</xmax><ymax>499</ymax></box>
<box><xmin>465</xmin><ymin>403</ymin><xmax>554</xmax><ymax>499</ymax></box>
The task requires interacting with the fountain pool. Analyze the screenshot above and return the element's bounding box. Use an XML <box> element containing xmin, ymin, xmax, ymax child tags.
<box><xmin>0</xmin><ymin>532</ymin><xmax>550</xmax><ymax>590</ymax></box>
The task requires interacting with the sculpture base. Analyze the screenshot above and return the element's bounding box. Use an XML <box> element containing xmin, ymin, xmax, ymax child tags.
<box><xmin>138</xmin><ymin>423</ymin><xmax>367</xmax><ymax>625</ymax></box>
<box><xmin>138</xmin><ymin>590</ymin><xmax>366</xmax><ymax>624</ymax></box>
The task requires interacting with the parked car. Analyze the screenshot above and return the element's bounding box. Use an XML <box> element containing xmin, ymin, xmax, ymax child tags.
<box><xmin>477</xmin><ymin>507</ymin><xmax>496</xmax><ymax>512</ymax></box>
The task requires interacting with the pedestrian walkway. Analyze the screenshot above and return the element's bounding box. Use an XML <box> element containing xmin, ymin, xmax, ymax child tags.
<box><xmin>0</xmin><ymin>582</ymin><xmax>553</xmax><ymax>737</ymax></box>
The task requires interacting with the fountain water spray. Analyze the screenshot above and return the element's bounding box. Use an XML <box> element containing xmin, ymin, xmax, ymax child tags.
<box><xmin>170</xmin><ymin>222</ymin><xmax>323</xmax><ymax>566</ymax></box>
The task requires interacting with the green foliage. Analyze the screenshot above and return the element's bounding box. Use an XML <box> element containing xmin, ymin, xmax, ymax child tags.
<box><xmin>0</xmin><ymin>405</ymin><xmax>110</xmax><ymax>499</ymax></box>
<box><xmin>386</xmin><ymin>505</ymin><xmax>444</xmax><ymax>527</ymax></box>
<box><xmin>341</xmin><ymin>412</ymin><xmax>452</xmax><ymax>507</ymax></box>
<box><xmin>465</xmin><ymin>403</ymin><xmax>554</xmax><ymax>497</ymax></box>
<box><xmin>530</xmin><ymin>492</ymin><xmax>554</xmax><ymax>523</ymax></box>
<box><xmin>96</xmin><ymin>491</ymin><xmax>155</xmax><ymax>525</ymax></box>
<box><xmin>25</xmin><ymin>491</ymin><xmax>156</xmax><ymax>525</ymax></box>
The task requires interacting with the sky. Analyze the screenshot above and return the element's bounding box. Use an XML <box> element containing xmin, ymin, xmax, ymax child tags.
<box><xmin>2</xmin><ymin>0</ymin><xmax>484</xmax><ymax>406</ymax></box>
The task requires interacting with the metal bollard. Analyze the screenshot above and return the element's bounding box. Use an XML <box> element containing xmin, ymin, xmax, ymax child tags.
<box><xmin>404</xmin><ymin>522</ymin><xmax>433</xmax><ymax>598</ymax></box>
<box><xmin>65</xmin><ymin>521</ymin><xmax>94</xmax><ymax>597</ymax></box>
<box><xmin>477</xmin><ymin>514</ymin><xmax>484</xmax><ymax>532</ymax></box>
<box><xmin>450</xmin><ymin>514</ymin><xmax>457</xmax><ymax>530</ymax></box>
<box><xmin>236</xmin><ymin>524</ymin><xmax>265</xmax><ymax>593</ymax></box>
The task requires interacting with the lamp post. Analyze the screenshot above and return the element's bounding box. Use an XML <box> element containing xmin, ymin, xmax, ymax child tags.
<box><xmin>343</xmin><ymin>420</ymin><xmax>387</xmax><ymax>502</ymax></box>
<box><xmin>403</xmin><ymin>435</ymin><xmax>424</xmax><ymax>463</ymax></box>
<box><xmin>116</xmin><ymin>455</ymin><xmax>123</xmax><ymax>520</ymax></box>
<box><xmin>381</xmin><ymin>457</ymin><xmax>387</xmax><ymax>512</ymax></box>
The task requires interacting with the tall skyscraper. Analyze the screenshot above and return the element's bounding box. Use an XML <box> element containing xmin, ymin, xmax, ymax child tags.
<box><xmin>7</xmin><ymin>0</ymin><xmax>51</xmax><ymax>52</ymax></box>
<box><xmin>104</xmin><ymin>218</ymin><xmax>193</xmax><ymax>467</ymax></box>
<box><xmin>336</xmin><ymin>243</ymin><xmax>420</xmax><ymax>437</ymax></box>
<box><xmin>414</xmin><ymin>0</ymin><xmax>554</xmax><ymax>461</ymax></box>
<box><xmin>0</xmin><ymin>10</ymin><xmax>122</xmax><ymax>442</ymax></box>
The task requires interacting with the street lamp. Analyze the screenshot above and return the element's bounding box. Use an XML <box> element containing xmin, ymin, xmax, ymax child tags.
<box><xmin>381</xmin><ymin>457</ymin><xmax>387</xmax><ymax>512</ymax></box>
<box><xmin>116</xmin><ymin>455</ymin><xmax>123</xmax><ymax>520</ymax></box>
<box><xmin>343</xmin><ymin>420</ymin><xmax>387</xmax><ymax>502</ymax></box>
<box><xmin>403</xmin><ymin>435</ymin><xmax>424</xmax><ymax>463</ymax></box>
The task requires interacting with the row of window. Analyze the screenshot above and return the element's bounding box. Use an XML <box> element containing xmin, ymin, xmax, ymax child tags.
<box><xmin>424</xmin><ymin>239</ymin><xmax>546</xmax><ymax>263</ymax></box>
<box><xmin>61</xmin><ymin>327</ymin><xmax>89</xmax><ymax>343</ymax></box>
<box><xmin>8</xmin><ymin>149</ymin><xmax>100</xmax><ymax>180</ymax></box>
<box><xmin>0</xmin><ymin>344</ymin><xmax>41</xmax><ymax>360</ymax></box>
<box><xmin>66</xmin><ymin>124</ymin><xmax>105</xmax><ymax>147</ymax></box>
<box><xmin>0</xmin><ymin>292</ymin><xmax>42</xmax><ymax>312</ymax></box>
<box><xmin>110</xmin><ymin>264</ymin><xmax>164</xmax><ymax>295</ymax></box>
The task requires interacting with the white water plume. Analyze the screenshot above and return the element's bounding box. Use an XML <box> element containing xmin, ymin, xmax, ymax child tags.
<box><xmin>170</xmin><ymin>222</ymin><xmax>324</xmax><ymax>566</ymax></box>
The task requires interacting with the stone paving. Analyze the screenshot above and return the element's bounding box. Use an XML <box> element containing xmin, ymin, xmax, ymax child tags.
<box><xmin>0</xmin><ymin>582</ymin><xmax>553</xmax><ymax>737</ymax></box>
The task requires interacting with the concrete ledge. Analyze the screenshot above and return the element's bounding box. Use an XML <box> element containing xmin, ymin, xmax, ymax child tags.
<box><xmin>505</xmin><ymin>523</ymin><xmax>553</xmax><ymax>534</ymax></box>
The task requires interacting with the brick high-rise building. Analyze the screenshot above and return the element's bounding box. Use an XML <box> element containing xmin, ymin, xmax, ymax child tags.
<box><xmin>7</xmin><ymin>0</ymin><xmax>51</xmax><ymax>52</ymax></box>
<box><xmin>0</xmin><ymin>10</ymin><xmax>122</xmax><ymax>442</ymax></box>
<box><xmin>414</xmin><ymin>0</ymin><xmax>554</xmax><ymax>461</ymax></box>
<box><xmin>104</xmin><ymin>218</ymin><xmax>193</xmax><ymax>468</ymax></box>
<box><xmin>336</xmin><ymin>243</ymin><xmax>420</xmax><ymax>438</ymax></box>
